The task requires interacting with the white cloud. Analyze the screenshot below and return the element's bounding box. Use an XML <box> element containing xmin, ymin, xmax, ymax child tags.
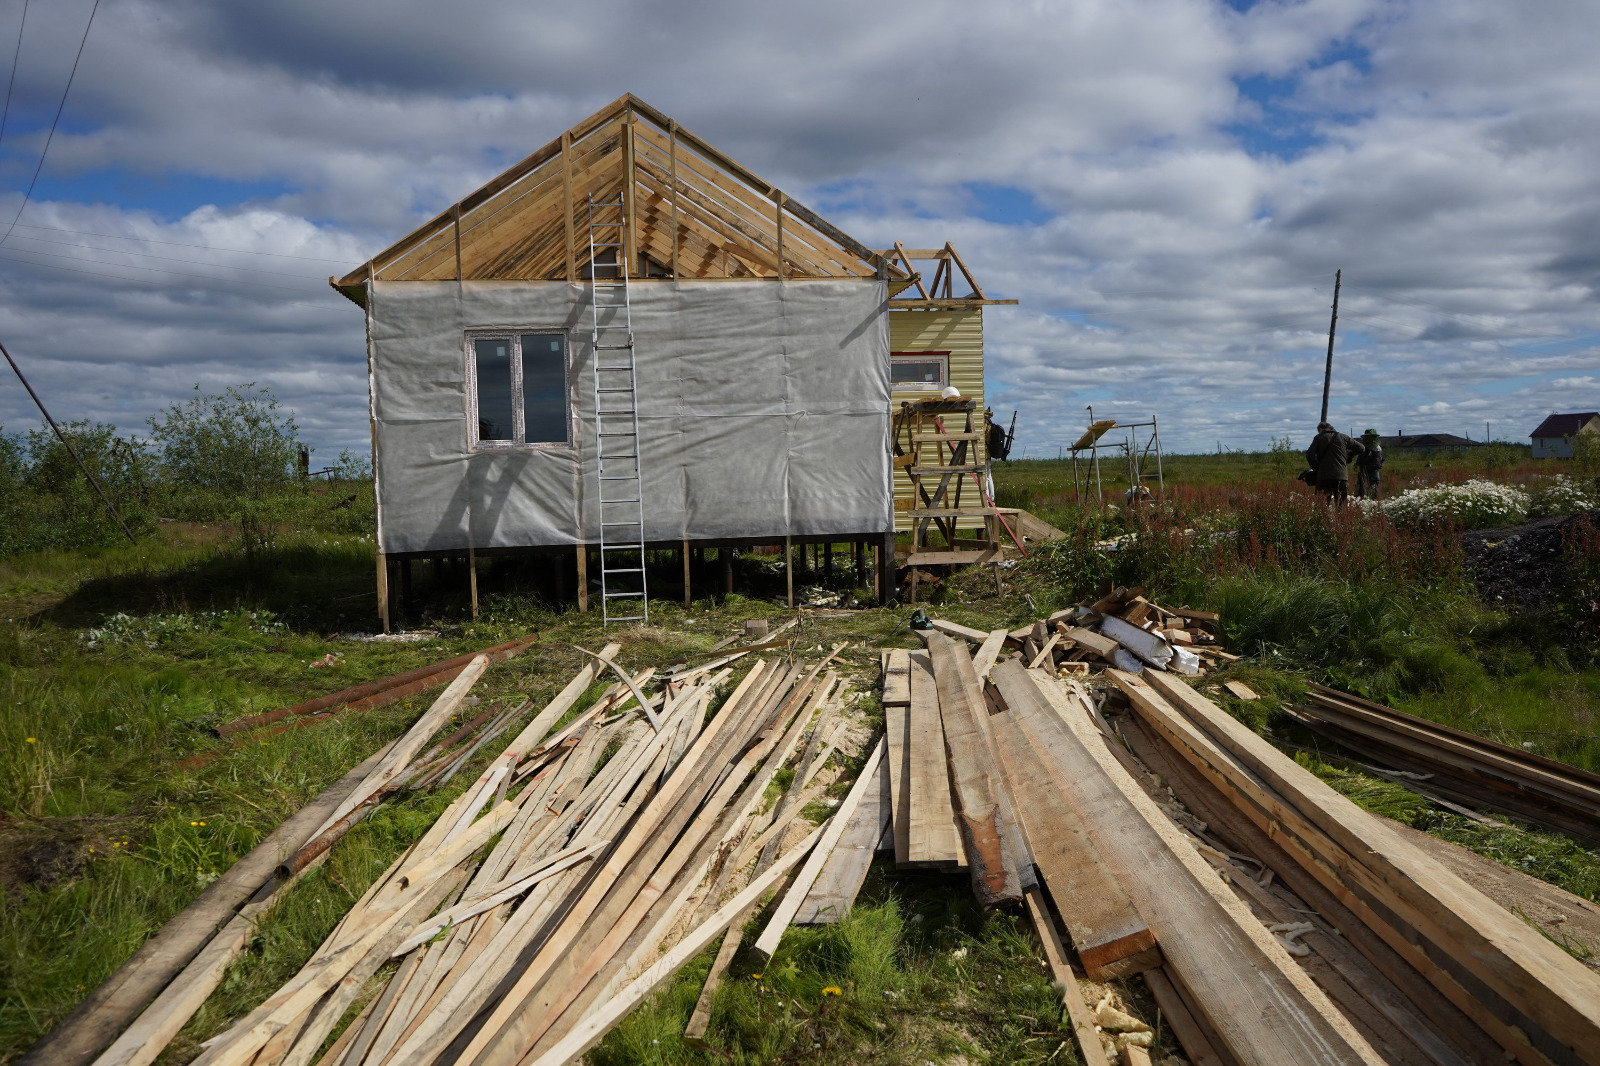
<box><xmin>0</xmin><ymin>0</ymin><xmax>1595</xmax><ymax>457</ymax></box>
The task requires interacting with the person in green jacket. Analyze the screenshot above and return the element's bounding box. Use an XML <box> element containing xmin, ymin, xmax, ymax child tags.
<box><xmin>1304</xmin><ymin>422</ymin><xmax>1365</xmax><ymax>502</ymax></box>
<box><xmin>1355</xmin><ymin>428</ymin><xmax>1385</xmax><ymax>499</ymax></box>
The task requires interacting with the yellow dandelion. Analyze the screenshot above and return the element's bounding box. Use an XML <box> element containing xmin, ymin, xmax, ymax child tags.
<box><xmin>88</xmin><ymin>847</ymin><xmax>95</xmax><ymax>853</ymax></box>
<box><xmin>198</xmin><ymin>821</ymin><xmax>206</xmax><ymax>827</ymax></box>
<box><xmin>751</xmin><ymin>973</ymin><xmax>762</xmax><ymax>980</ymax></box>
<box><xmin>190</xmin><ymin>821</ymin><xmax>199</xmax><ymax>826</ymax></box>
<box><xmin>821</xmin><ymin>986</ymin><xmax>842</xmax><ymax>997</ymax></box>
<box><xmin>25</xmin><ymin>737</ymin><xmax>35</xmax><ymax>743</ymax></box>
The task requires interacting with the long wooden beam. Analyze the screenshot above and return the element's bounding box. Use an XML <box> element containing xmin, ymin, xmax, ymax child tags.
<box><xmin>1012</xmin><ymin>665</ymin><xmax>1385</xmax><ymax>1065</ymax></box>
<box><xmin>1128</xmin><ymin>669</ymin><xmax>1600</xmax><ymax>1066</ymax></box>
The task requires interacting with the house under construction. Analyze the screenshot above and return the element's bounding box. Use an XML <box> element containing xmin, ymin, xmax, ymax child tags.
<box><xmin>332</xmin><ymin>94</ymin><xmax>1013</xmax><ymax>627</ymax></box>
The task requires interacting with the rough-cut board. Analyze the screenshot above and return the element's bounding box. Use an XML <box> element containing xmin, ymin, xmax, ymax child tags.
<box><xmin>1064</xmin><ymin>626</ymin><xmax>1119</xmax><ymax>660</ymax></box>
<box><xmin>971</xmin><ymin>630</ymin><xmax>1008</xmax><ymax>679</ymax></box>
<box><xmin>1223</xmin><ymin>680</ymin><xmax>1261</xmax><ymax>701</ymax></box>
<box><xmin>795</xmin><ymin>754</ymin><xmax>891</xmax><ymax>924</ymax></box>
<box><xmin>1011</xmin><ymin>668</ymin><xmax>1386</xmax><ymax>1066</ymax></box>
<box><xmin>988</xmin><ymin>672</ymin><xmax>1158</xmax><ymax>979</ymax></box>
<box><xmin>881</xmin><ymin>649</ymin><xmax>911</xmax><ymax>707</ymax></box>
<box><xmin>885</xmin><ymin>703</ymin><xmax>912</xmax><ymax>865</ymax></box>
<box><xmin>927</xmin><ymin>634</ymin><xmax>1025</xmax><ymax>904</ymax></box>
<box><xmin>1023</xmin><ymin>886</ymin><xmax>1112</xmax><ymax>1066</ymax></box>
<box><xmin>930</xmin><ymin>618</ymin><xmax>988</xmax><ymax>644</ymax></box>
<box><xmin>906</xmin><ymin>650</ymin><xmax>964</xmax><ymax>866</ymax></box>
<box><xmin>1131</xmin><ymin>669</ymin><xmax>1600</xmax><ymax>1066</ymax></box>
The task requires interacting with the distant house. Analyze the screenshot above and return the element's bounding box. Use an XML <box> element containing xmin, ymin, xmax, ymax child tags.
<box><xmin>1529</xmin><ymin>412</ymin><xmax>1599</xmax><ymax>459</ymax></box>
<box><xmin>1378</xmin><ymin>433</ymin><xmax>1481</xmax><ymax>453</ymax></box>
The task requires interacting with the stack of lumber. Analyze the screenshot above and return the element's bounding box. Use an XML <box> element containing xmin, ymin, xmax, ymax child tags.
<box><xmin>37</xmin><ymin>650</ymin><xmax>529</xmax><ymax>1066</ymax></box>
<box><xmin>927</xmin><ymin>585</ymin><xmax>1234</xmax><ymax>682</ymax></box>
<box><xmin>82</xmin><ymin>642</ymin><xmax>884</xmax><ymax>1066</ymax></box>
<box><xmin>880</xmin><ymin>634</ymin><xmax>1600</xmax><ymax>1065</ymax></box>
<box><xmin>1288</xmin><ymin>684</ymin><xmax>1600</xmax><ymax>846</ymax></box>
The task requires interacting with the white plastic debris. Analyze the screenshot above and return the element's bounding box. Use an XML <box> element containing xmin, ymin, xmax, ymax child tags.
<box><xmin>1100</xmin><ymin>614</ymin><xmax>1173</xmax><ymax>669</ymax></box>
<box><xmin>1269</xmin><ymin>921</ymin><xmax>1317</xmax><ymax>956</ymax></box>
<box><xmin>1170</xmin><ymin>645</ymin><xmax>1202</xmax><ymax>675</ymax></box>
<box><xmin>1111</xmin><ymin>648</ymin><xmax>1146</xmax><ymax>673</ymax></box>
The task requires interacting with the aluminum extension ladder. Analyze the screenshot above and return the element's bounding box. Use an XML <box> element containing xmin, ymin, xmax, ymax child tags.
<box><xmin>586</xmin><ymin>195</ymin><xmax>648</xmax><ymax>625</ymax></box>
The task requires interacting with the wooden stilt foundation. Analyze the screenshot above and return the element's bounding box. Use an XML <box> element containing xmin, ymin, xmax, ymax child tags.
<box><xmin>376</xmin><ymin>550</ymin><xmax>391</xmax><ymax>634</ymax></box>
<box><xmin>879</xmin><ymin>531</ymin><xmax>896</xmax><ymax>607</ymax></box>
<box><xmin>576</xmin><ymin>544</ymin><xmax>589</xmax><ymax>612</ymax></box>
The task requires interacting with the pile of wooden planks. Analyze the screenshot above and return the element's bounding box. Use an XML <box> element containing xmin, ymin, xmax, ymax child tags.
<box><xmin>927</xmin><ymin>584</ymin><xmax>1234</xmax><ymax>682</ymax></box>
<box><xmin>32</xmin><ymin>650</ymin><xmax>534</xmax><ymax>1066</ymax></box>
<box><xmin>882</xmin><ymin>631</ymin><xmax>1600</xmax><ymax>1066</ymax></box>
<box><xmin>1106</xmin><ymin>668</ymin><xmax>1600</xmax><ymax>1066</ymax></box>
<box><xmin>1288</xmin><ymin>684</ymin><xmax>1600</xmax><ymax>846</ymax></box>
<box><xmin>84</xmin><ymin>642</ymin><xmax>887</xmax><ymax>1066</ymax></box>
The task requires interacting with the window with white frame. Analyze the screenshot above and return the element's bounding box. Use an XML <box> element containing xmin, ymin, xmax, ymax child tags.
<box><xmin>891</xmin><ymin>351</ymin><xmax>950</xmax><ymax>390</ymax></box>
<box><xmin>467</xmin><ymin>331</ymin><xmax>571</xmax><ymax>448</ymax></box>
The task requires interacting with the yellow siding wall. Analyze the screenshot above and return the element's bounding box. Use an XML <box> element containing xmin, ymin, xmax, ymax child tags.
<box><xmin>888</xmin><ymin>308</ymin><xmax>985</xmax><ymax>531</ymax></box>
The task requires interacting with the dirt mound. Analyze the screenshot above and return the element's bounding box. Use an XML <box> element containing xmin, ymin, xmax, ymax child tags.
<box><xmin>1461</xmin><ymin>511</ymin><xmax>1598</xmax><ymax>609</ymax></box>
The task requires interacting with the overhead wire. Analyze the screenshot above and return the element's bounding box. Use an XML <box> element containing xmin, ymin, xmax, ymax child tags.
<box><xmin>0</xmin><ymin>0</ymin><xmax>27</xmax><ymax>155</ymax></box>
<box><xmin>0</xmin><ymin>0</ymin><xmax>100</xmax><ymax>250</ymax></box>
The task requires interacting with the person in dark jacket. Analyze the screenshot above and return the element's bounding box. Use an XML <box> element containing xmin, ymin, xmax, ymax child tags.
<box><xmin>1304</xmin><ymin>422</ymin><xmax>1365</xmax><ymax>502</ymax></box>
<box><xmin>1355</xmin><ymin>428</ymin><xmax>1384</xmax><ymax>499</ymax></box>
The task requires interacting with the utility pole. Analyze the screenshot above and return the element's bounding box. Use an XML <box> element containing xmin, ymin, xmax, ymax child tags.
<box><xmin>1319</xmin><ymin>269</ymin><xmax>1341</xmax><ymax>425</ymax></box>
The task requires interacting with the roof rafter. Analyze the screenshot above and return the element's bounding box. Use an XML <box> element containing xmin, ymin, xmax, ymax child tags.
<box><xmin>331</xmin><ymin>93</ymin><xmax>904</xmax><ymax>304</ymax></box>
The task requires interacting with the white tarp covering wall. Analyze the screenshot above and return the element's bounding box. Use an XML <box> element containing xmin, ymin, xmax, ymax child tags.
<box><xmin>368</xmin><ymin>278</ymin><xmax>892</xmax><ymax>553</ymax></box>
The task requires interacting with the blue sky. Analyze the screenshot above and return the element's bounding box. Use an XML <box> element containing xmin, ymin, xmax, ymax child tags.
<box><xmin>0</xmin><ymin>0</ymin><xmax>1595</xmax><ymax>459</ymax></box>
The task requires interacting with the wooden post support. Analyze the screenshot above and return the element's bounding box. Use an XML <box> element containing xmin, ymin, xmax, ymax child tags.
<box><xmin>468</xmin><ymin>546</ymin><xmax>479</xmax><ymax>621</ymax></box>
<box><xmin>576</xmin><ymin>544</ymin><xmax>589</xmax><ymax>613</ymax></box>
<box><xmin>682</xmin><ymin>539</ymin><xmax>691</xmax><ymax>608</ymax></box>
<box><xmin>376</xmin><ymin>550</ymin><xmax>391</xmax><ymax>634</ymax></box>
<box><xmin>879</xmin><ymin>531</ymin><xmax>897</xmax><ymax>607</ymax></box>
<box><xmin>855</xmin><ymin>539</ymin><xmax>866</xmax><ymax>583</ymax></box>
<box><xmin>785</xmin><ymin>537</ymin><xmax>794</xmax><ymax>608</ymax></box>
<box><xmin>824</xmin><ymin>541</ymin><xmax>833</xmax><ymax>579</ymax></box>
<box><xmin>723</xmin><ymin>547</ymin><xmax>734</xmax><ymax>598</ymax></box>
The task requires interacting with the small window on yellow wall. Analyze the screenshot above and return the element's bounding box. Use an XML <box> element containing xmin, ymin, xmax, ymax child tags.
<box><xmin>891</xmin><ymin>351</ymin><xmax>950</xmax><ymax>390</ymax></box>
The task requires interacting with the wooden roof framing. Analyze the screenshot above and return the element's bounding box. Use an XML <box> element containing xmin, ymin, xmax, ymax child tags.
<box><xmin>880</xmin><ymin>243</ymin><xmax>1018</xmax><ymax>310</ymax></box>
<box><xmin>331</xmin><ymin>94</ymin><xmax>906</xmax><ymax>305</ymax></box>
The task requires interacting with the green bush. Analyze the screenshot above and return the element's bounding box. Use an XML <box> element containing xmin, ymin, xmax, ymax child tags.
<box><xmin>0</xmin><ymin>422</ymin><xmax>153</xmax><ymax>555</ymax></box>
<box><xmin>147</xmin><ymin>385</ymin><xmax>302</xmax><ymax>558</ymax></box>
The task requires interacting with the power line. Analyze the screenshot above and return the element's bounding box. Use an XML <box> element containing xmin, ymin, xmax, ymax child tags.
<box><xmin>0</xmin><ymin>0</ymin><xmax>28</xmax><ymax>154</ymax></box>
<box><xmin>8</xmin><ymin>221</ymin><xmax>352</xmax><ymax>262</ymax></box>
<box><xmin>0</xmin><ymin>0</ymin><xmax>100</xmax><ymax>250</ymax></box>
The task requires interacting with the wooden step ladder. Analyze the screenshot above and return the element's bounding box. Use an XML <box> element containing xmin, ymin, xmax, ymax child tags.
<box><xmin>892</xmin><ymin>398</ymin><xmax>1002</xmax><ymax>602</ymax></box>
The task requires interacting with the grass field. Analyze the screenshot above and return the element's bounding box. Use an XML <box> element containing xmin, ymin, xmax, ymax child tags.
<box><xmin>1</xmin><ymin>448</ymin><xmax>1597</xmax><ymax>1064</ymax></box>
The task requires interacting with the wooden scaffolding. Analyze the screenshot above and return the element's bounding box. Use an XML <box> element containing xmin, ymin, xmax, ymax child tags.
<box><xmin>892</xmin><ymin>397</ymin><xmax>1002</xmax><ymax>602</ymax></box>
